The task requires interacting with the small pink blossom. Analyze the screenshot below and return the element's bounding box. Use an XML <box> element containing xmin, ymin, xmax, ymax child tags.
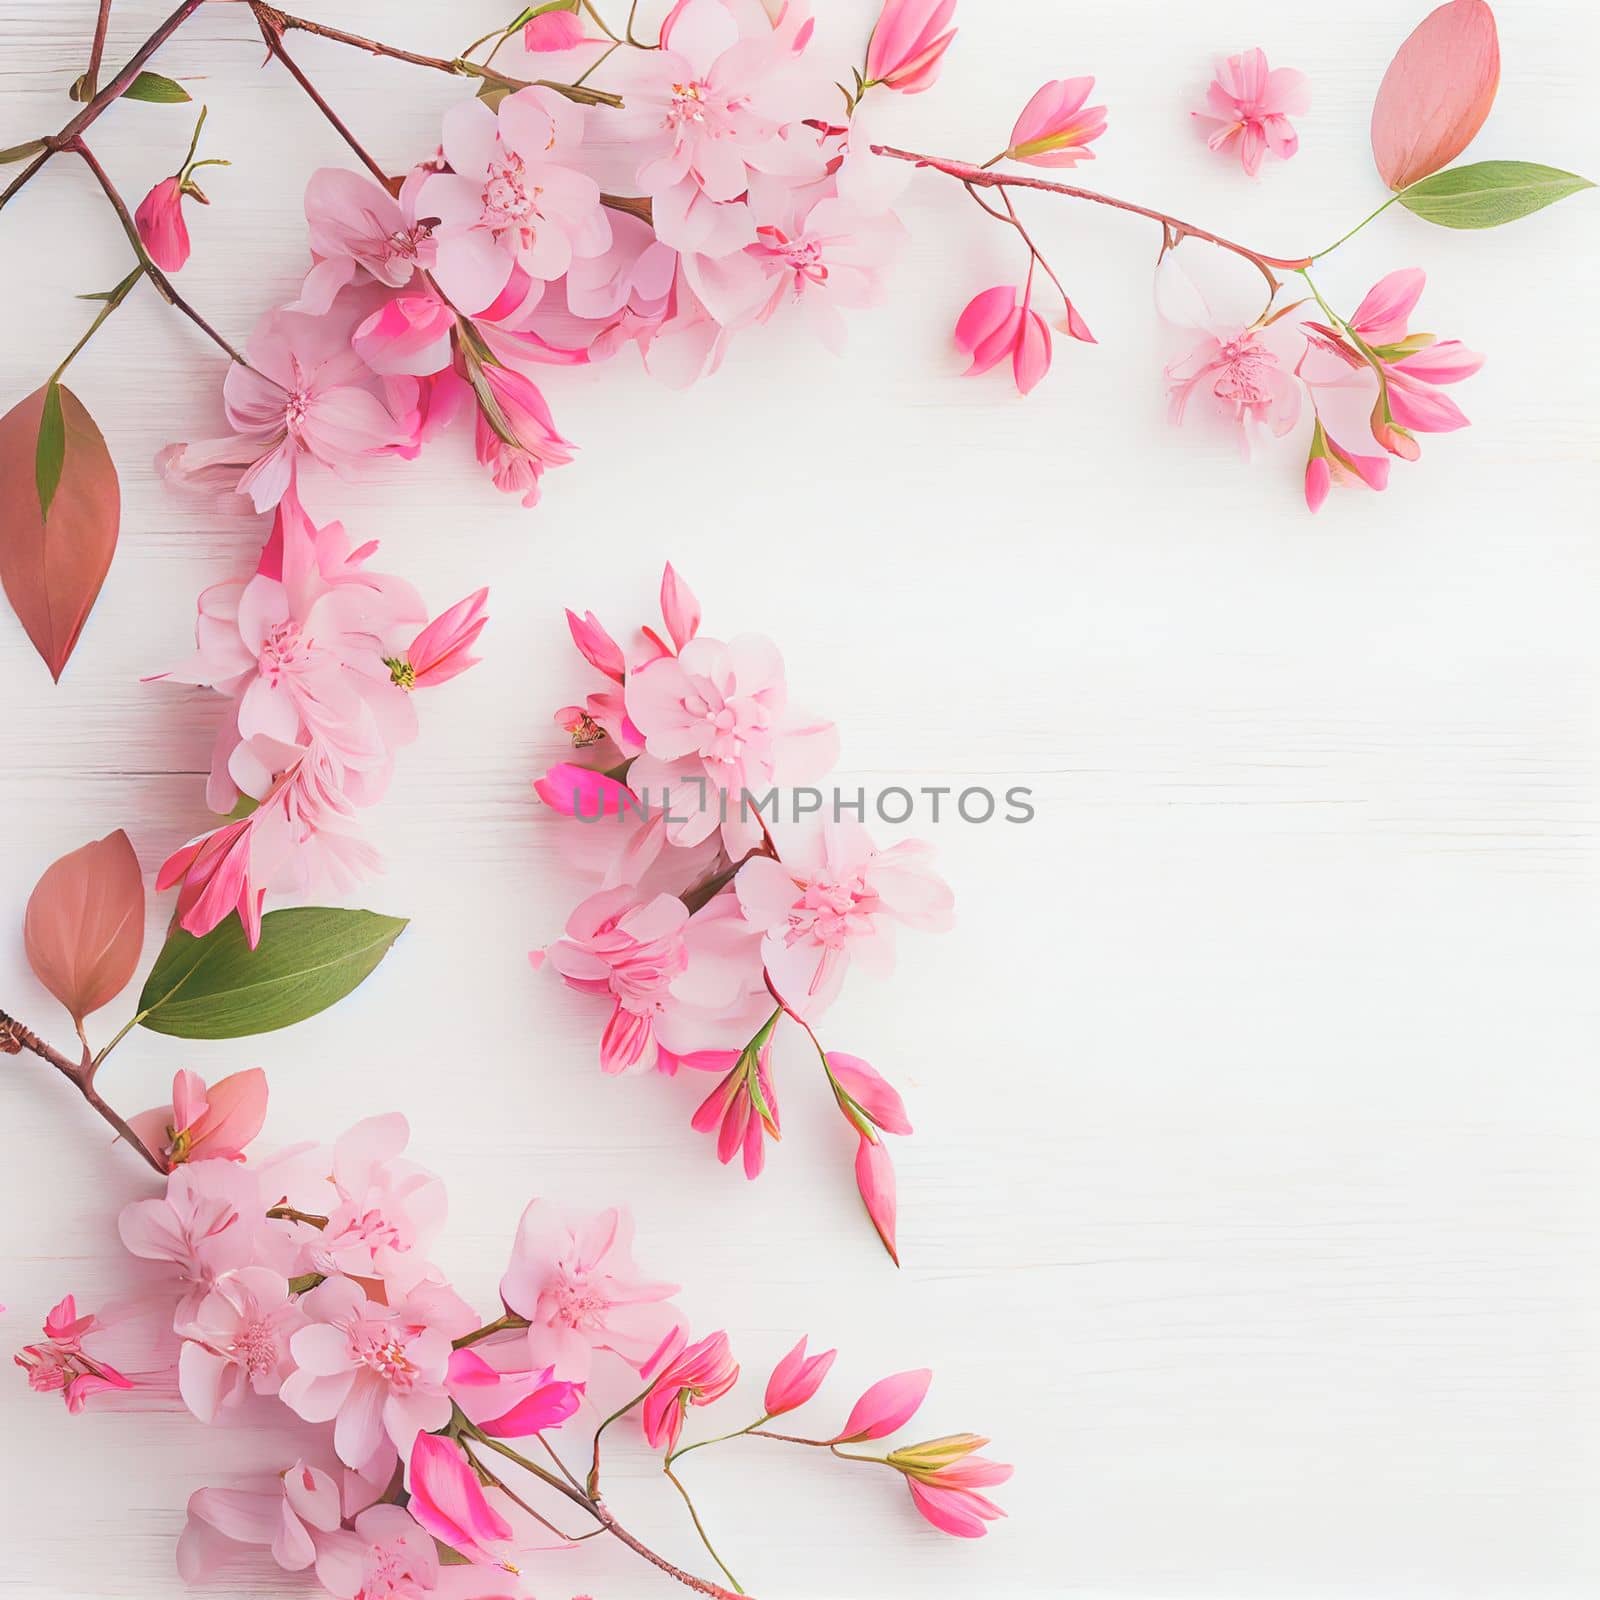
<box><xmin>1303</xmin><ymin>419</ymin><xmax>1390</xmax><ymax>512</ymax></box>
<box><xmin>524</xmin><ymin>11</ymin><xmax>593</xmax><ymax>51</ymax></box>
<box><xmin>691</xmin><ymin>1028</ymin><xmax>780</xmax><ymax>1178</ymax></box>
<box><xmin>127</xmin><ymin>1068</ymin><xmax>268</xmax><ymax>1168</ymax></box>
<box><xmin>1004</xmin><ymin>78</ymin><xmax>1108</xmax><ymax>167</ymax></box>
<box><xmin>394</xmin><ymin>588</ymin><xmax>490</xmax><ymax>688</ymax></box>
<box><xmin>177</xmin><ymin>1266</ymin><xmax>305</xmax><ymax>1422</ymax></box>
<box><xmin>1194</xmin><ymin>48</ymin><xmax>1309</xmax><ymax>177</ymax></box>
<box><xmin>954</xmin><ymin>284</ymin><xmax>1054</xmax><ymax>396</ymax></box>
<box><xmin>499</xmin><ymin>1201</ymin><xmax>682</xmax><ymax>1381</ymax></box>
<box><xmin>279</xmin><ymin>1275</ymin><xmax>454</xmax><ymax>1468</ymax></box>
<box><xmin>13</xmin><ymin>1295</ymin><xmax>136</xmax><ymax>1413</ymax></box>
<box><xmin>176</xmin><ymin>1463</ymin><xmax>344</xmax><ymax>1582</ymax></box>
<box><xmin>135</xmin><ymin>175</ymin><xmax>192</xmax><ymax>272</ymax></box>
<box><xmin>866</xmin><ymin>0</ymin><xmax>958</xmax><ymax>94</ymax></box>
<box><xmin>764</xmin><ymin>1335</ymin><xmax>836</xmax><ymax>1416</ymax></box>
<box><xmin>290</xmin><ymin>168</ymin><xmax>437</xmax><ymax>316</ymax></box>
<box><xmin>471</xmin><ymin>359</ymin><xmax>578</xmax><ymax>507</ymax></box>
<box><xmin>641</xmin><ymin>1329</ymin><xmax>740</xmax><ymax>1452</ymax></box>
<box><xmin>888</xmin><ymin>1433</ymin><xmax>1013</xmax><ymax>1539</ymax></box>
<box><xmin>827</xmin><ymin>1053</ymin><xmax>912</xmax><ymax>1136</ymax></box>
<box><xmin>834</xmin><ymin>1367</ymin><xmax>930</xmax><ymax>1442</ymax></box>
<box><xmin>1165</xmin><ymin>326</ymin><xmax>1302</xmax><ymax>455</ymax></box>
<box><xmin>313</xmin><ymin>1503</ymin><xmax>441</xmax><ymax>1600</ymax></box>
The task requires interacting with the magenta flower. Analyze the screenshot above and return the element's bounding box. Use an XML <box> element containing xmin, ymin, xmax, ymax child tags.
<box><xmin>828</xmin><ymin>1053</ymin><xmax>912</xmax><ymax>1136</ymax></box>
<box><xmin>445</xmin><ymin>1345</ymin><xmax>583</xmax><ymax>1437</ymax></box>
<box><xmin>499</xmin><ymin>1200</ymin><xmax>683</xmax><ymax>1380</ymax></box>
<box><xmin>1194</xmin><ymin>48</ymin><xmax>1309</xmax><ymax>177</ymax></box>
<box><xmin>406</xmin><ymin>1433</ymin><xmax>517</xmax><ymax>1569</ymax></box>
<box><xmin>470</xmin><ymin>359</ymin><xmax>577</xmax><ymax>507</ymax></box>
<box><xmin>393</xmin><ymin>588</ymin><xmax>490</xmax><ymax>689</ymax></box>
<box><xmin>524</xmin><ymin>10</ymin><xmax>593</xmax><ymax>52</ymax></box>
<box><xmin>1004</xmin><ymin>78</ymin><xmax>1108</xmax><ymax>167</ymax></box>
<box><xmin>834</xmin><ymin>1367</ymin><xmax>931</xmax><ymax>1442</ymax></box>
<box><xmin>865</xmin><ymin>0</ymin><xmax>958</xmax><ymax>95</ymax></box>
<box><xmin>13</xmin><ymin>1295</ymin><xmax>136</xmax><ymax>1413</ymax></box>
<box><xmin>279</xmin><ymin>1275</ymin><xmax>454</xmax><ymax>1469</ymax></box>
<box><xmin>764</xmin><ymin>1335</ymin><xmax>837</xmax><ymax>1416</ymax></box>
<box><xmin>135</xmin><ymin>175</ymin><xmax>192</xmax><ymax>271</ymax></box>
<box><xmin>888</xmin><ymin>1434</ymin><xmax>1013</xmax><ymax>1539</ymax></box>
<box><xmin>641</xmin><ymin>1330</ymin><xmax>740</xmax><ymax>1452</ymax></box>
<box><xmin>691</xmin><ymin>1030</ymin><xmax>780</xmax><ymax>1179</ymax></box>
<box><xmin>176</xmin><ymin>1462</ymin><xmax>344</xmax><ymax>1583</ymax></box>
<box><xmin>954</xmin><ymin>284</ymin><xmax>1055</xmax><ymax>396</ymax></box>
<box><xmin>1165</xmin><ymin>326</ymin><xmax>1302</xmax><ymax>455</ymax></box>
<box><xmin>176</xmin><ymin>1266</ymin><xmax>305</xmax><ymax>1422</ymax></box>
<box><xmin>127</xmin><ymin>1067</ymin><xmax>268</xmax><ymax>1168</ymax></box>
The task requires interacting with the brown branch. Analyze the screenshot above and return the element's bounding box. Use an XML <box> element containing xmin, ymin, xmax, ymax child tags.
<box><xmin>1</xmin><ymin>1008</ymin><xmax>165</xmax><ymax>1175</ymax></box>
<box><xmin>873</xmin><ymin>144</ymin><xmax>1314</xmax><ymax>296</ymax></box>
<box><xmin>82</xmin><ymin>0</ymin><xmax>115</xmax><ymax>98</ymax></box>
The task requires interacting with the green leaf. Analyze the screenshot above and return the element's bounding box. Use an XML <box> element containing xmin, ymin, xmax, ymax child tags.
<box><xmin>137</xmin><ymin>907</ymin><xmax>408</xmax><ymax>1039</ymax></box>
<box><xmin>122</xmin><ymin>71</ymin><xmax>191</xmax><ymax>104</ymax></box>
<box><xmin>0</xmin><ymin>137</ymin><xmax>48</xmax><ymax>164</ymax></box>
<box><xmin>34</xmin><ymin>380</ymin><xmax>65</xmax><ymax>522</ymax></box>
<box><xmin>1398</xmin><ymin>160</ymin><xmax>1594</xmax><ymax>229</ymax></box>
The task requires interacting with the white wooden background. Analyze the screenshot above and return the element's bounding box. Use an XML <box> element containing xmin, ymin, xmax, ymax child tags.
<box><xmin>2</xmin><ymin>2</ymin><xmax>1598</xmax><ymax>1596</ymax></box>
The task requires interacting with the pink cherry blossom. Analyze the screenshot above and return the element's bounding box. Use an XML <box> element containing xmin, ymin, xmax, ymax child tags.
<box><xmin>290</xmin><ymin>168</ymin><xmax>438</xmax><ymax>317</ymax></box>
<box><xmin>176</xmin><ymin>1463</ymin><xmax>344</xmax><ymax>1582</ymax></box>
<box><xmin>279</xmin><ymin>1275</ymin><xmax>454</xmax><ymax>1468</ymax></box>
<box><xmin>641</xmin><ymin>1329</ymin><xmax>740</xmax><ymax>1452</ymax></box>
<box><xmin>177</xmin><ymin>1265</ymin><xmax>305</xmax><ymax>1422</ymax></box>
<box><xmin>1004</xmin><ymin>78</ymin><xmax>1108</xmax><ymax>167</ymax></box>
<box><xmin>1165</xmin><ymin>326</ymin><xmax>1302</xmax><ymax>456</ymax></box>
<box><xmin>834</xmin><ymin>1367</ymin><xmax>930</xmax><ymax>1442</ymax></box>
<box><xmin>866</xmin><ymin>0</ymin><xmax>958</xmax><ymax>94</ymax></box>
<box><xmin>127</xmin><ymin>1067</ymin><xmax>269</xmax><ymax>1168</ymax></box>
<box><xmin>888</xmin><ymin>1434</ymin><xmax>1013</xmax><ymax>1539</ymax></box>
<box><xmin>1194</xmin><ymin>48</ymin><xmax>1309</xmax><ymax>177</ymax></box>
<box><xmin>954</xmin><ymin>284</ymin><xmax>1055</xmax><ymax>396</ymax></box>
<box><xmin>736</xmin><ymin>821</ymin><xmax>954</xmax><ymax>1016</ymax></box>
<box><xmin>499</xmin><ymin>1201</ymin><xmax>683</xmax><ymax>1380</ymax></box>
<box><xmin>135</xmin><ymin>175</ymin><xmax>192</xmax><ymax>271</ymax></box>
<box><xmin>13</xmin><ymin>1294</ymin><xmax>136</xmax><ymax>1413</ymax></box>
<box><xmin>764</xmin><ymin>1334</ymin><xmax>836</xmax><ymax>1416</ymax></box>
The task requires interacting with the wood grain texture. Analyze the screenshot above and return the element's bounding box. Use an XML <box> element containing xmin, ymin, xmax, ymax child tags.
<box><xmin>1</xmin><ymin>2</ymin><xmax>1598</xmax><ymax>1596</ymax></box>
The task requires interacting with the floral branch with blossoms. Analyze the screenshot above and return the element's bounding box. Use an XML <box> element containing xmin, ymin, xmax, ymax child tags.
<box><xmin>3</xmin><ymin>832</ymin><xmax>1009</xmax><ymax>1596</ymax></box>
<box><xmin>532</xmin><ymin>565</ymin><xmax>952</xmax><ymax>1264</ymax></box>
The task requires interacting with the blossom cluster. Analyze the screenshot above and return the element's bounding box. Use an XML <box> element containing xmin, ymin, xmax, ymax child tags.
<box><xmin>159</xmin><ymin>0</ymin><xmax>914</xmax><ymax>517</ymax></box>
<box><xmin>15</xmin><ymin>1070</ymin><xmax>1010</xmax><ymax>1599</ymax></box>
<box><xmin>153</xmin><ymin>488</ymin><xmax>488</xmax><ymax>946</ymax></box>
<box><xmin>533</xmin><ymin>565</ymin><xmax>952</xmax><ymax>1260</ymax></box>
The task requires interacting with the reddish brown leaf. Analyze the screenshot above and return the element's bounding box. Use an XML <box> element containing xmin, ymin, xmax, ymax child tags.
<box><xmin>1372</xmin><ymin>0</ymin><xmax>1501</xmax><ymax>191</ymax></box>
<box><xmin>24</xmin><ymin>829</ymin><xmax>146</xmax><ymax>1026</ymax></box>
<box><xmin>0</xmin><ymin>383</ymin><xmax>120</xmax><ymax>680</ymax></box>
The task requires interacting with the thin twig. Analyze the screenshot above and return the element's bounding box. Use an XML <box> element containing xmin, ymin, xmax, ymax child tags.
<box><xmin>83</xmin><ymin>0</ymin><xmax>115</xmax><ymax>98</ymax></box>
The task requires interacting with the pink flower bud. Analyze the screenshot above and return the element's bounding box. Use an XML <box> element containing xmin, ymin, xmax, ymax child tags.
<box><xmin>954</xmin><ymin>285</ymin><xmax>1053</xmax><ymax>397</ymax></box>
<box><xmin>524</xmin><ymin>9</ymin><xmax>590</xmax><ymax>51</ymax></box>
<box><xmin>566</xmin><ymin>608</ymin><xmax>627</xmax><ymax>681</ymax></box>
<box><xmin>642</xmin><ymin>1331</ymin><xmax>740</xmax><ymax>1453</ymax></box>
<box><xmin>407</xmin><ymin>1433</ymin><xmax>516</xmax><ymax>1568</ymax></box>
<box><xmin>865</xmin><ymin>0</ymin><xmax>958</xmax><ymax>95</ymax></box>
<box><xmin>834</xmin><ymin>1367</ymin><xmax>931</xmax><ymax>1443</ymax></box>
<box><xmin>764</xmin><ymin>1335</ymin><xmax>838</xmax><ymax>1417</ymax></box>
<box><xmin>1005</xmin><ymin>78</ymin><xmax>1108</xmax><ymax>168</ymax></box>
<box><xmin>532</xmin><ymin>762</ymin><xmax>637</xmax><ymax>820</ymax></box>
<box><xmin>1304</xmin><ymin>451</ymin><xmax>1332</xmax><ymax>514</ymax></box>
<box><xmin>401</xmin><ymin>588</ymin><xmax>489</xmax><ymax>688</ymax></box>
<box><xmin>135</xmin><ymin>175</ymin><xmax>191</xmax><ymax>272</ymax></box>
<box><xmin>827</xmin><ymin>1053</ymin><xmax>912</xmax><ymax>1136</ymax></box>
<box><xmin>659</xmin><ymin>562</ymin><xmax>702</xmax><ymax>652</ymax></box>
<box><xmin>854</xmin><ymin>1133</ymin><xmax>900</xmax><ymax>1264</ymax></box>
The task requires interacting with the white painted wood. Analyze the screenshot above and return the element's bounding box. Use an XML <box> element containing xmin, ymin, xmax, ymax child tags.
<box><xmin>1</xmin><ymin>2</ymin><xmax>1598</xmax><ymax>1596</ymax></box>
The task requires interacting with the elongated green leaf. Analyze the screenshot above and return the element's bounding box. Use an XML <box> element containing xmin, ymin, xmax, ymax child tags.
<box><xmin>137</xmin><ymin>908</ymin><xmax>408</xmax><ymax>1039</ymax></box>
<box><xmin>122</xmin><ymin>71</ymin><xmax>191</xmax><ymax>104</ymax></box>
<box><xmin>1398</xmin><ymin>160</ymin><xmax>1594</xmax><ymax>228</ymax></box>
<box><xmin>34</xmin><ymin>380</ymin><xmax>64</xmax><ymax>522</ymax></box>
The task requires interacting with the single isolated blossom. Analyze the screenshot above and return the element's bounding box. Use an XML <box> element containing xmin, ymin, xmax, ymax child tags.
<box><xmin>135</xmin><ymin>176</ymin><xmax>193</xmax><ymax>272</ymax></box>
<box><xmin>499</xmin><ymin>1200</ymin><xmax>683</xmax><ymax>1380</ymax></box>
<box><xmin>834</xmin><ymin>1367</ymin><xmax>931</xmax><ymax>1443</ymax></box>
<box><xmin>865</xmin><ymin>0</ymin><xmax>958</xmax><ymax>94</ymax></box>
<box><xmin>1003</xmin><ymin>78</ymin><xmax>1108</xmax><ymax>167</ymax></box>
<box><xmin>1165</xmin><ymin>324</ymin><xmax>1301</xmax><ymax>455</ymax></box>
<box><xmin>1194</xmin><ymin>48</ymin><xmax>1309</xmax><ymax>176</ymax></box>
<box><xmin>888</xmin><ymin>1433</ymin><xmax>1013</xmax><ymax>1539</ymax></box>
<box><xmin>127</xmin><ymin>1067</ymin><xmax>268</xmax><ymax>1168</ymax></box>
<box><xmin>641</xmin><ymin>1329</ymin><xmax>740</xmax><ymax>1453</ymax></box>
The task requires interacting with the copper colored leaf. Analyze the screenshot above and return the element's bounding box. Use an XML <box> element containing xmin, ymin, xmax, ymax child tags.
<box><xmin>24</xmin><ymin>830</ymin><xmax>145</xmax><ymax>1025</ymax></box>
<box><xmin>1372</xmin><ymin>0</ymin><xmax>1500</xmax><ymax>190</ymax></box>
<box><xmin>0</xmin><ymin>382</ymin><xmax>120</xmax><ymax>680</ymax></box>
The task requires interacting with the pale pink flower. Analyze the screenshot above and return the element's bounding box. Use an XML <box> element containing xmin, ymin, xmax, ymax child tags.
<box><xmin>392</xmin><ymin>588</ymin><xmax>490</xmax><ymax>688</ymax></box>
<box><xmin>499</xmin><ymin>1201</ymin><xmax>683</xmax><ymax>1381</ymax></box>
<box><xmin>422</xmin><ymin>89</ymin><xmax>611</xmax><ymax>313</ymax></box>
<box><xmin>471</xmin><ymin>359</ymin><xmax>578</xmax><ymax>506</ymax></box>
<box><xmin>176</xmin><ymin>1463</ymin><xmax>344</xmax><ymax>1582</ymax></box>
<box><xmin>1004</xmin><ymin>78</ymin><xmax>1108</xmax><ymax>167</ymax></box>
<box><xmin>313</xmin><ymin>1504</ymin><xmax>441</xmax><ymax>1600</ymax></box>
<box><xmin>834</xmin><ymin>1367</ymin><xmax>930</xmax><ymax>1442</ymax></box>
<box><xmin>1165</xmin><ymin>326</ymin><xmax>1302</xmax><ymax>455</ymax></box>
<box><xmin>289</xmin><ymin>168</ymin><xmax>437</xmax><ymax>316</ymax></box>
<box><xmin>177</xmin><ymin>1266</ymin><xmax>305</xmax><ymax>1422</ymax></box>
<box><xmin>135</xmin><ymin>175</ymin><xmax>192</xmax><ymax>271</ymax></box>
<box><xmin>641</xmin><ymin>1330</ymin><xmax>739</xmax><ymax>1452</ymax></box>
<box><xmin>605</xmin><ymin>0</ymin><xmax>828</xmax><ymax>255</ymax></box>
<box><xmin>865</xmin><ymin>0</ymin><xmax>958</xmax><ymax>94</ymax></box>
<box><xmin>691</xmin><ymin>1031</ymin><xmax>780</xmax><ymax>1178</ymax></box>
<box><xmin>407</xmin><ymin>1434</ymin><xmax>517</xmax><ymax>1570</ymax></box>
<box><xmin>1194</xmin><ymin>48</ymin><xmax>1309</xmax><ymax>177</ymax></box>
<box><xmin>764</xmin><ymin>1335</ymin><xmax>836</xmax><ymax>1416</ymax></box>
<box><xmin>13</xmin><ymin>1295</ymin><xmax>136</xmax><ymax>1413</ymax></box>
<box><xmin>445</xmin><ymin>1344</ymin><xmax>583</xmax><ymax>1437</ymax></box>
<box><xmin>279</xmin><ymin>1275</ymin><xmax>454</xmax><ymax>1467</ymax></box>
<box><xmin>127</xmin><ymin>1068</ymin><xmax>269</xmax><ymax>1169</ymax></box>
<box><xmin>888</xmin><ymin>1433</ymin><xmax>1012</xmax><ymax>1539</ymax></box>
<box><xmin>954</xmin><ymin>285</ymin><xmax>1055</xmax><ymax>396</ymax></box>
<box><xmin>353</xmin><ymin>292</ymin><xmax>456</xmax><ymax>378</ymax></box>
<box><xmin>736</xmin><ymin>821</ymin><xmax>953</xmax><ymax>1016</ymax></box>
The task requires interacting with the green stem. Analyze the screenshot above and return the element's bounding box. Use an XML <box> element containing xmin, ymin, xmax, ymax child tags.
<box><xmin>667</xmin><ymin>1415</ymin><xmax>770</xmax><ymax>1467</ymax></box>
<box><xmin>664</xmin><ymin>1464</ymin><xmax>745</xmax><ymax>1595</ymax></box>
<box><xmin>587</xmin><ymin>1380</ymin><xmax>655</xmax><ymax>1496</ymax></box>
<box><xmin>1309</xmin><ymin>192</ymin><xmax>1403</xmax><ymax>261</ymax></box>
<box><xmin>51</xmin><ymin>265</ymin><xmax>143</xmax><ymax>381</ymax></box>
<box><xmin>451</xmin><ymin>1311</ymin><xmax>531</xmax><ymax>1350</ymax></box>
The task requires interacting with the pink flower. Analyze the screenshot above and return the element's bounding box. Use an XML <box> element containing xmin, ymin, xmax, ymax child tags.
<box><xmin>176</xmin><ymin>1463</ymin><xmax>344</xmax><ymax>1582</ymax></box>
<box><xmin>1165</xmin><ymin>326</ymin><xmax>1302</xmax><ymax>455</ymax></box>
<box><xmin>567</xmin><ymin>607</ymin><xmax>628</xmax><ymax>681</ymax></box>
<box><xmin>157</xmin><ymin>815</ymin><xmax>264</xmax><ymax>944</ymax></box>
<box><xmin>1194</xmin><ymin>48</ymin><xmax>1309</xmax><ymax>177</ymax></box>
<box><xmin>394</xmin><ymin>588</ymin><xmax>490</xmax><ymax>688</ymax></box>
<box><xmin>279</xmin><ymin>1275</ymin><xmax>454</xmax><ymax>1468</ymax></box>
<box><xmin>954</xmin><ymin>285</ymin><xmax>1054</xmax><ymax>396</ymax></box>
<box><xmin>470</xmin><ymin>359</ymin><xmax>578</xmax><ymax>507</ymax></box>
<box><xmin>834</xmin><ymin>1367</ymin><xmax>930</xmax><ymax>1442</ymax></box>
<box><xmin>135</xmin><ymin>175</ymin><xmax>192</xmax><ymax>271</ymax></box>
<box><xmin>534</xmin><ymin>762</ymin><xmax>637</xmax><ymax>820</ymax></box>
<box><xmin>177</xmin><ymin>1266</ymin><xmax>305</xmax><ymax>1422</ymax></box>
<box><xmin>887</xmin><ymin>1433</ymin><xmax>1012</xmax><ymax>1539</ymax></box>
<box><xmin>827</xmin><ymin>1053</ymin><xmax>912</xmax><ymax>1136</ymax></box>
<box><xmin>313</xmin><ymin>1503</ymin><xmax>444</xmax><ymax>1600</ymax></box>
<box><xmin>1303</xmin><ymin>419</ymin><xmax>1390</xmax><ymax>512</ymax></box>
<box><xmin>641</xmin><ymin>1330</ymin><xmax>740</xmax><ymax>1452</ymax></box>
<box><xmin>1004</xmin><ymin>78</ymin><xmax>1108</xmax><ymax>167</ymax></box>
<box><xmin>764</xmin><ymin>1335</ymin><xmax>836</xmax><ymax>1416</ymax></box>
<box><xmin>290</xmin><ymin>168</ymin><xmax>437</xmax><ymax>316</ymax></box>
<box><xmin>854</xmin><ymin>1133</ymin><xmax>900</xmax><ymax>1264</ymax></box>
<box><xmin>659</xmin><ymin>563</ymin><xmax>701</xmax><ymax>652</ymax></box>
<box><xmin>353</xmin><ymin>292</ymin><xmax>456</xmax><ymax>378</ymax></box>
<box><xmin>736</xmin><ymin>822</ymin><xmax>954</xmax><ymax>1016</ymax></box>
<box><xmin>500</xmin><ymin>1201</ymin><xmax>682</xmax><ymax>1380</ymax></box>
<box><xmin>421</xmin><ymin>88</ymin><xmax>611</xmax><ymax>312</ymax></box>
<box><xmin>407</xmin><ymin>1434</ymin><xmax>517</xmax><ymax>1569</ymax></box>
<box><xmin>14</xmin><ymin>1295</ymin><xmax>136</xmax><ymax>1413</ymax></box>
<box><xmin>606</xmin><ymin>0</ymin><xmax>828</xmax><ymax>255</ymax></box>
<box><xmin>866</xmin><ymin>0</ymin><xmax>958</xmax><ymax>94</ymax></box>
<box><xmin>446</xmin><ymin>1345</ymin><xmax>583</xmax><ymax>1437</ymax></box>
<box><xmin>127</xmin><ymin>1068</ymin><xmax>269</xmax><ymax>1168</ymax></box>
<box><xmin>524</xmin><ymin>11</ymin><xmax>593</xmax><ymax>51</ymax></box>
<box><xmin>691</xmin><ymin>1027</ymin><xmax>780</xmax><ymax>1179</ymax></box>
